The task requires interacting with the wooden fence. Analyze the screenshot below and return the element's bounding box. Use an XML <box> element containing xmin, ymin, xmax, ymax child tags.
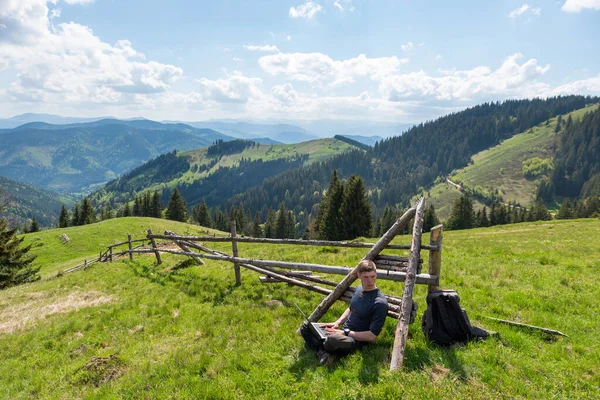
<box><xmin>63</xmin><ymin>197</ymin><xmax>443</xmax><ymax>370</ymax></box>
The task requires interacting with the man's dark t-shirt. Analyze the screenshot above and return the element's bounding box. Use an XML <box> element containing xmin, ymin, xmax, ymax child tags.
<box><xmin>343</xmin><ymin>285</ymin><xmax>388</xmax><ymax>337</ymax></box>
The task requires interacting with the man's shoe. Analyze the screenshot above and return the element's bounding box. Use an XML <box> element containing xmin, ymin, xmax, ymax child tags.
<box><xmin>317</xmin><ymin>350</ymin><xmax>330</xmax><ymax>365</ymax></box>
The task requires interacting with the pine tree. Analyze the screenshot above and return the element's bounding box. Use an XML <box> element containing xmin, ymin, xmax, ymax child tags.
<box><xmin>79</xmin><ymin>198</ymin><xmax>96</xmax><ymax>225</ymax></box>
<box><xmin>59</xmin><ymin>205</ymin><xmax>69</xmax><ymax>228</ymax></box>
<box><xmin>556</xmin><ymin>199</ymin><xmax>573</xmax><ymax>219</ymax></box>
<box><xmin>480</xmin><ymin>207</ymin><xmax>490</xmax><ymax>227</ymax></box>
<box><xmin>318</xmin><ymin>170</ymin><xmax>344</xmax><ymax>240</ymax></box>
<box><xmin>423</xmin><ymin>204</ymin><xmax>440</xmax><ymax>232</ymax></box>
<box><xmin>275</xmin><ymin>203</ymin><xmax>288</xmax><ymax>239</ymax></box>
<box><xmin>166</xmin><ymin>188</ymin><xmax>189</xmax><ymax>222</ymax></box>
<box><xmin>0</xmin><ymin>217</ymin><xmax>40</xmax><ymax>290</ymax></box>
<box><xmin>28</xmin><ymin>217</ymin><xmax>40</xmax><ymax>233</ymax></box>
<box><xmin>152</xmin><ymin>191</ymin><xmax>163</xmax><ymax>218</ymax></box>
<box><xmin>286</xmin><ymin>210</ymin><xmax>296</xmax><ymax>239</ymax></box>
<box><xmin>447</xmin><ymin>192</ymin><xmax>474</xmax><ymax>230</ymax></box>
<box><xmin>123</xmin><ymin>202</ymin><xmax>132</xmax><ymax>217</ymax></box>
<box><xmin>133</xmin><ymin>196</ymin><xmax>141</xmax><ymax>216</ymax></box>
<box><xmin>340</xmin><ymin>174</ymin><xmax>372</xmax><ymax>239</ymax></box>
<box><xmin>264</xmin><ymin>207</ymin><xmax>276</xmax><ymax>238</ymax></box>
<box><xmin>192</xmin><ymin>199</ymin><xmax>212</xmax><ymax>228</ymax></box>
<box><xmin>252</xmin><ymin>212</ymin><xmax>262</xmax><ymax>238</ymax></box>
<box><xmin>72</xmin><ymin>204</ymin><xmax>81</xmax><ymax>226</ymax></box>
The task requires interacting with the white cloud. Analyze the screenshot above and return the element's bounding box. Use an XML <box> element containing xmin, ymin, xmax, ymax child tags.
<box><xmin>233</xmin><ymin>57</ymin><xmax>243</xmax><ymax>62</ymax></box>
<box><xmin>259</xmin><ymin>52</ymin><xmax>408</xmax><ymax>85</ymax></box>
<box><xmin>435</xmin><ymin>54</ymin><xmax>443</xmax><ymax>61</ymax></box>
<box><xmin>401</xmin><ymin>42</ymin><xmax>413</xmax><ymax>51</ymax></box>
<box><xmin>509</xmin><ymin>4</ymin><xmax>541</xmax><ymax>18</ymax></box>
<box><xmin>562</xmin><ymin>0</ymin><xmax>600</xmax><ymax>12</ymax></box>
<box><xmin>287</xmin><ymin>35</ymin><xmax>292</xmax><ymax>41</ymax></box>
<box><xmin>550</xmin><ymin>74</ymin><xmax>600</xmax><ymax>95</ymax></box>
<box><xmin>380</xmin><ymin>53</ymin><xmax>551</xmax><ymax>102</ymax></box>
<box><xmin>196</xmin><ymin>72</ymin><xmax>262</xmax><ymax>104</ymax></box>
<box><xmin>0</xmin><ymin>0</ymin><xmax>182</xmax><ymax>105</ymax></box>
<box><xmin>49</xmin><ymin>8</ymin><xmax>61</xmax><ymax>19</ymax></box>
<box><xmin>270</xmin><ymin>83</ymin><xmax>298</xmax><ymax>105</ymax></box>
<box><xmin>62</xmin><ymin>0</ymin><xmax>95</xmax><ymax>4</ymax></box>
<box><xmin>289</xmin><ymin>2</ymin><xmax>323</xmax><ymax>19</ymax></box>
<box><xmin>243</xmin><ymin>44</ymin><xmax>280</xmax><ymax>53</ymax></box>
<box><xmin>334</xmin><ymin>1</ymin><xmax>343</xmax><ymax>11</ymax></box>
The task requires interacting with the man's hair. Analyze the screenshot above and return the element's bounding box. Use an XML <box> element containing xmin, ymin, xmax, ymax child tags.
<box><xmin>357</xmin><ymin>259</ymin><xmax>376</xmax><ymax>274</ymax></box>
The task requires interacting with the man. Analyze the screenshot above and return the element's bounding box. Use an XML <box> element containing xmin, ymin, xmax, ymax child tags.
<box><xmin>300</xmin><ymin>259</ymin><xmax>388</xmax><ymax>365</ymax></box>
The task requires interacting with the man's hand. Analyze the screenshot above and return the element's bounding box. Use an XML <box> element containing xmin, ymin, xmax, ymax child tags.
<box><xmin>324</xmin><ymin>327</ymin><xmax>343</xmax><ymax>336</ymax></box>
<box><xmin>319</xmin><ymin>322</ymin><xmax>340</xmax><ymax>329</ymax></box>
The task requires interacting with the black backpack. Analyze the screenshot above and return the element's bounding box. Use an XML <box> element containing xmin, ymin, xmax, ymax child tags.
<box><xmin>421</xmin><ymin>290</ymin><xmax>488</xmax><ymax>346</ymax></box>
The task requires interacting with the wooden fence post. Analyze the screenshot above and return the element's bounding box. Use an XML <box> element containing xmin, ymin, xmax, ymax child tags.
<box><xmin>390</xmin><ymin>197</ymin><xmax>426</xmax><ymax>371</ymax></box>
<box><xmin>231</xmin><ymin>219</ymin><xmax>241</xmax><ymax>285</ymax></box>
<box><xmin>148</xmin><ymin>228</ymin><xmax>162</xmax><ymax>264</ymax></box>
<box><xmin>109</xmin><ymin>246</ymin><xmax>113</xmax><ymax>262</ymax></box>
<box><xmin>128</xmin><ymin>234</ymin><xmax>133</xmax><ymax>261</ymax></box>
<box><xmin>427</xmin><ymin>224</ymin><xmax>443</xmax><ymax>292</ymax></box>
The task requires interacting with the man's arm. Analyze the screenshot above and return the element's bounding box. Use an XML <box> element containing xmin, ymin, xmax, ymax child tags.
<box><xmin>320</xmin><ymin>308</ymin><xmax>350</xmax><ymax>329</ymax></box>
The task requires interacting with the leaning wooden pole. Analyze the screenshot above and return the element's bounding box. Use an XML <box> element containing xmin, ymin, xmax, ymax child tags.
<box><xmin>147</xmin><ymin>228</ymin><xmax>162</xmax><ymax>265</ymax></box>
<box><xmin>390</xmin><ymin>197</ymin><xmax>426</xmax><ymax>371</ymax></box>
<box><xmin>303</xmin><ymin>205</ymin><xmax>417</xmax><ymax>327</ymax></box>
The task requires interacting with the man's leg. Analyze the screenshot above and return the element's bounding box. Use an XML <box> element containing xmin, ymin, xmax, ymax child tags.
<box><xmin>323</xmin><ymin>333</ymin><xmax>357</xmax><ymax>356</ymax></box>
<box><xmin>299</xmin><ymin>322</ymin><xmax>324</xmax><ymax>352</ymax></box>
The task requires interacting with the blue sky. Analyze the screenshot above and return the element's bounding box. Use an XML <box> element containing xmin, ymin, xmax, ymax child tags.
<box><xmin>0</xmin><ymin>0</ymin><xmax>599</xmax><ymax>124</ymax></box>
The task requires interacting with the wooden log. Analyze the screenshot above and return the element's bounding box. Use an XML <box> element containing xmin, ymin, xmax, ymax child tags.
<box><xmin>147</xmin><ymin>233</ymin><xmax>437</xmax><ymax>251</ymax></box>
<box><xmin>391</xmin><ymin>197</ymin><xmax>426</xmax><ymax>371</ymax></box>
<box><xmin>147</xmin><ymin>228</ymin><xmax>162</xmax><ymax>265</ymax></box>
<box><xmin>483</xmin><ymin>316</ymin><xmax>568</xmax><ymax>337</ymax></box>
<box><xmin>173</xmin><ymin>240</ymin><xmax>205</xmax><ymax>265</ymax></box>
<box><xmin>427</xmin><ymin>224</ymin><xmax>443</xmax><ymax>292</ymax></box>
<box><xmin>231</xmin><ymin>220</ymin><xmax>241</xmax><ymax>285</ymax></box>
<box><xmin>305</xmin><ymin>206</ymin><xmax>417</xmax><ymax>326</ymax></box>
<box><xmin>128</xmin><ymin>234</ymin><xmax>133</xmax><ymax>261</ymax></box>
<box><xmin>109</xmin><ymin>246</ymin><xmax>113</xmax><ymax>263</ymax></box>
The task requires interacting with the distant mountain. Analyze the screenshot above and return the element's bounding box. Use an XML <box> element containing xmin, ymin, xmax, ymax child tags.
<box><xmin>338</xmin><ymin>135</ymin><xmax>383</xmax><ymax>146</ymax></box>
<box><xmin>0</xmin><ymin>113</ymin><xmax>111</xmax><ymax>129</ymax></box>
<box><xmin>291</xmin><ymin>119</ymin><xmax>415</xmax><ymax>139</ymax></box>
<box><xmin>248</xmin><ymin>137</ymin><xmax>283</xmax><ymax>145</ymax></box>
<box><xmin>165</xmin><ymin>120</ymin><xmax>319</xmax><ymax>144</ymax></box>
<box><xmin>0</xmin><ymin>176</ymin><xmax>77</xmax><ymax>228</ymax></box>
<box><xmin>0</xmin><ymin>119</ymin><xmax>233</xmax><ymax>194</ymax></box>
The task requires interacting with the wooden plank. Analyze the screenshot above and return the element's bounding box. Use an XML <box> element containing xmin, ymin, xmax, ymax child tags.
<box><xmin>427</xmin><ymin>224</ymin><xmax>443</xmax><ymax>292</ymax></box>
<box><xmin>390</xmin><ymin>197</ymin><xmax>426</xmax><ymax>371</ymax></box>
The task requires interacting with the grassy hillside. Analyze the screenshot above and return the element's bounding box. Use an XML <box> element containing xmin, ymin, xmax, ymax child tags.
<box><xmin>449</xmin><ymin>104</ymin><xmax>598</xmax><ymax>207</ymax></box>
<box><xmin>0</xmin><ymin>176</ymin><xmax>77</xmax><ymax>228</ymax></box>
<box><xmin>179</xmin><ymin>138</ymin><xmax>355</xmax><ymax>184</ymax></box>
<box><xmin>92</xmin><ymin>138</ymin><xmax>358</xmax><ymax>209</ymax></box>
<box><xmin>1</xmin><ymin>217</ymin><xmax>599</xmax><ymax>398</ymax></box>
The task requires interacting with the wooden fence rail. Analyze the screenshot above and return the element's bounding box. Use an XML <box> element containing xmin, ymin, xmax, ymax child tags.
<box><xmin>145</xmin><ymin>234</ymin><xmax>437</xmax><ymax>251</ymax></box>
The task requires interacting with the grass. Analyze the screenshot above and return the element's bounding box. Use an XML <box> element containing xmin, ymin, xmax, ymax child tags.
<box><xmin>451</xmin><ymin>104</ymin><xmax>598</xmax><ymax>207</ymax></box>
<box><xmin>1</xmin><ymin>217</ymin><xmax>600</xmax><ymax>398</ymax></box>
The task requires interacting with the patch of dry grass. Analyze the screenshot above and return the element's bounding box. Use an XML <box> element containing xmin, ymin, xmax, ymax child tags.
<box><xmin>0</xmin><ymin>290</ymin><xmax>113</xmax><ymax>334</ymax></box>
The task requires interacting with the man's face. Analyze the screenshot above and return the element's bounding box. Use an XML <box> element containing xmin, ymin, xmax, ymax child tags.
<box><xmin>358</xmin><ymin>270</ymin><xmax>377</xmax><ymax>291</ymax></box>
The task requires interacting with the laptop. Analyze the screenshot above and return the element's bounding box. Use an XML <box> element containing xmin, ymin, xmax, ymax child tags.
<box><xmin>293</xmin><ymin>303</ymin><xmax>328</xmax><ymax>341</ymax></box>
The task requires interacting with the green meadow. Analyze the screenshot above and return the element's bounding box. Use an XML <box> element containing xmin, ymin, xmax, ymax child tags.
<box><xmin>1</xmin><ymin>217</ymin><xmax>599</xmax><ymax>398</ymax></box>
<box><xmin>449</xmin><ymin>104</ymin><xmax>598</xmax><ymax>207</ymax></box>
